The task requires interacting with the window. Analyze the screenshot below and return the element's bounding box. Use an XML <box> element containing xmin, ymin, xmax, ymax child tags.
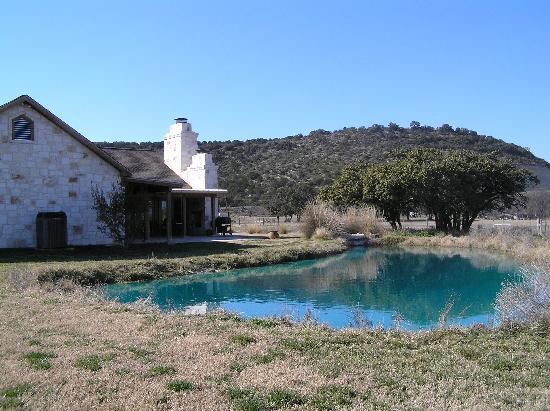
<box><xmin>12</xmin><ymin>115</ymin><xmax>33</xmax><ymax>140</ymax></box>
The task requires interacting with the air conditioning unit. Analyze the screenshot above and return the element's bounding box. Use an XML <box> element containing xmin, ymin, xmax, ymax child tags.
<box><xmin>36</xmin><ymin>212</ymin><xmax>68</xmax><ymax>249</ymax></box>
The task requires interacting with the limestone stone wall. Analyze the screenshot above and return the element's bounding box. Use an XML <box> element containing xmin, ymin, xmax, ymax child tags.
<box><xmin>186</xmin><ymin>153</ymin><xmax>219</xmax><ymax>190</ymax></box>
<box><xmin>0</xmin><ymin>103</ymin><xmax>121</xmax><ymax>248</ymax></box>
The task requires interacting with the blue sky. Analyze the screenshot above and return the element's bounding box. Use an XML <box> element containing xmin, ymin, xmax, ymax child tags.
<box><xmin>1</xmin><ymin>1</ymin><xmax>549</xmax><ymax>160</ymax></box>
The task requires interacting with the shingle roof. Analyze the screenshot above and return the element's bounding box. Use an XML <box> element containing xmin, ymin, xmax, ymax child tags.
<box><xmin>101</xmin><ymin>147</ymin><xmax>190</xmax><ymax>188</ymax></box>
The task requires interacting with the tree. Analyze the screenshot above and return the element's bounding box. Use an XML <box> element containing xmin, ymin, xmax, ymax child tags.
<box><xmin>410</xmin><ymin>121</ymin><xmax>421</xmax><ymax>129</ymax></box>
<box><xmin>319</xmin><ymin>149</ymin><xmax>537</xmax><ymax>232</ymax></box>
<box><xmin>526</xmin><ymin>191</ymin><xmax>550</xmax><ymax>219</ymax></box>
<box><xmin>266</xmin><ymin>183</ymin><xmax>313</xmax><ymax>222</ymax></box>
<box><xmin>438</xmin><ymin>124</ymin><xmax>454</xmax><ymax>132</ymax></box>
<box><xmin>91</xmin><ymin>183</ymin><xmax>129</xmax><ymax>245</ymax></box>
<box><xmin>318</xmin><ymin>164</ymin><xmax>366</xmax><ymax>208</ymax></box>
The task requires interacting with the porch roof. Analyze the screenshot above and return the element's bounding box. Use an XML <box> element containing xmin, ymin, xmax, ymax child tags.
<box><xmin>171</xmin><ymin>188</ymin><xmax>228</xmax><ymax>195</ymax></box>
<box><xmin>101</xmin><ymin>147</ymin><xmax>191</xmax><ymax>188</ymax></box>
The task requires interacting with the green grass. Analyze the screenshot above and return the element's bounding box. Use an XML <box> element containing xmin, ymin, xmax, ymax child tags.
<box><xmin>127</xmin><ymin>346</ymin><xmax>151</xmax><ymax>359</ymax></box>
<box><xmin>225</xmin><ymin>387</ymin><xmax>305</xmax><ymax>410</ymax></box>
<box><xmin>250</xmin><ymin>318</ymin><xmax>280</xmax><ymax>328</ymax></box>
<box><xmin>251</xmin><ymin>348</ymin><xmax>286</xmax><ymax>365</ymax></box>
<box><xmin>226</xmin><ymin>387</ymin><xmax>268</xmax><ymax>411</ymax></box>
<box><xmin>311</xmin><ymin>385</ymin><xmax>356</xmax><ymax>410</ymax></box>
<box><xmin>23</xmin><ymin>351</ymin><xmax>57</xmax><ymax>370</ymax></box>
<box><xmin>0</xmin><ymin>383</ymin><xmax>32</xmax><ymax>409</ymax></box>
<box><xmin>166</xmin><ymin>380</ymin><xmax>194</xmax><ymax>392</ymax></box>
<box><xmin>266</xmin><ymin>389</ymin><xmax>304</xmax><ymax>408</ymax></box>
<box><xmin>145</xmin><ymin>366</ymin><xmax>177</xmax><ymax>378</ymax></box>
<box><xmin>74</xmin><ymin>355</ymin><xmax>102</xmax><ymax>372</ymax></box>
<box><xmin>231</xmin><ymin>334</ymin><xmax>257</xmax><ymax>346</ymax></box>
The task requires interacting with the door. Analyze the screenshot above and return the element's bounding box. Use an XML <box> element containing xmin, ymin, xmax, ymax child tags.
<box><xmin>172</xmin><ymin>197</ymin><xmax>185</xmax><ymax>237</ymax></box>
<box><xmin>186</xmin><ymin>197</ymin><xmax>205</xmax><ymax>236</ymax></box>
<box><xmin>150</xmin><ymin>197</ymin><xmax>168</xmax><ymax>237</ymax></box>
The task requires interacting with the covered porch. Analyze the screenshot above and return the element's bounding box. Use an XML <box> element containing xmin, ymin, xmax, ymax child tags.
<box><xmin>126</xmin><ymin>182</ymin><xmax>227</xmax><ymax>243</ymax></box>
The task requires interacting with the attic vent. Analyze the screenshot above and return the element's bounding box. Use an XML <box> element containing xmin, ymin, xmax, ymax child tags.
<box><xmin>12</xmin><ymin>115</ymin><xmax>33</xmax><ymax>140</ymax></box>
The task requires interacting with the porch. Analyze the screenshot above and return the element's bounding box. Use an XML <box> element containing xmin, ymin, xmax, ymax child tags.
<box><xmin>126</xmin><ymin>182</ymin><xmax>227</xmax><ymax>243</ymax></box>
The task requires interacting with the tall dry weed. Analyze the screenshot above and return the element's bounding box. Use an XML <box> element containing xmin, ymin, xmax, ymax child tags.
<box><xmin>341</xmin><ymin>206</ymin><xmax>380</xmax><ymax>235</ymax></box>
<box><xmin>301</xmin><ymin>201</ymin><xmax>382</xmax><ymax>239</ymax></box>
<box><xmin>301</xmin><ymin>201</ymin><xmax>343</xmax><ymax>239</ymax></box>
<box><xmin>495</xmin><ymin>266</ymin><xmax>550</xmax><ymax>329</ymax></box>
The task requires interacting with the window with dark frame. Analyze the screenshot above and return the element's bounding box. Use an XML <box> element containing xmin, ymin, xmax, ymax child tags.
<box><xmin>12</xmin><ymin>115</ymin><xmax>34</xmax><ymax>140</ymax></box>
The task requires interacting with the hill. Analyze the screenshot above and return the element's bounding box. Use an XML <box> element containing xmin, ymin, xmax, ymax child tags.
<box><xmin>97</xmin><ymin>123</ymin><xmax>550</xmax><ymax>206</ymax></box>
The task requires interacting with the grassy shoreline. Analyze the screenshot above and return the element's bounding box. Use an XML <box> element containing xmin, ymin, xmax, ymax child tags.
<box><xmin>379</xmin><ymin>229</ymin><xmax>549</xmax><ymax>265</ymax></box>
<box><xmin>1</xmin><ymin>238</ymin><xmax>347</xmax><ymax>286</ymax></box>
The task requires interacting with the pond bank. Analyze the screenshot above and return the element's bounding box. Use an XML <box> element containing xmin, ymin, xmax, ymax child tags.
<box><xmin>378</xmin><ymin>230</ymin><xmax>550</xmax><ymax>265</ymax></box>
<box><xmin>6</xmin><ymin>239</ymin><xmax>347</xmax><ymax>286</ymax></box>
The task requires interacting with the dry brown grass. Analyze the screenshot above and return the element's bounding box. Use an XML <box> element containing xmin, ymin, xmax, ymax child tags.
<box><xmin>277</xmin><ymin>224</ymin><xmax>289</xmax><ymax>235</ymax></box>
<box><xmin>341</xmin><ymin>206</ymin><xmax>381</xmax><ymax>235</ymax></box>
<box><xmin>245</xmin><ymin>224</ymin><xmax>268</xmax><ymax>234</ymax></box>
<box><xmin>496</xmin><ymin>266</ymin><xmax>550</xmax><ymax>328</ymax></box>
<box><xmin>0</xmin><ymin>282</ymin><xmax>548</xmax><ymax>410</ymax></box>
<box><xmin>391</xmin><ymin>229</ymin><xmax>550</xmax><ymax>265</ymax></box>
<box><xmin>311</xmin><ymin>227</ymin><xmax>331</xmax><ymax>240</ymax></box>
<box><xmin>1</xmin><ymin>235</ymin><xmax>549</xmax><ymax>409</ymax></box>
<box><xmin>301</xmin><ymin>201</ymin><xmax>383</xmax><ymax>239</ymax></box>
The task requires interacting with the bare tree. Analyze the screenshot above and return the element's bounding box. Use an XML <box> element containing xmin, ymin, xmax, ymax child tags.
<box><xmin>91</xmin><ymin>183</ymin><xmax>128</xmax><ymax>246</ymax></box>
<box><xmin>526</xmin><ymin>191</ymin><xmax>550</xmax><ymax>219</ymax></box>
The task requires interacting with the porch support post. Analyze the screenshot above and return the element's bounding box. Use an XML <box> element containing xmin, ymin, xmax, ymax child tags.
<box><xmin>144</xmin><ymin>193</ymin><xmax>150</xmax><ymax>241</ymax></box>
<box><xmin>183</xmin><ymin>196</ymin><xmax>187</xmax><ymax>236</ymax></box>
<box><xmin>211</xmin><ymin>196</ymin><xmax>215</xmax><ymax>232</ymax></box>
<box><xmin>166</xmin><ymin>191</ymin><xmax>172</xmax><ymax>242</ymax></box>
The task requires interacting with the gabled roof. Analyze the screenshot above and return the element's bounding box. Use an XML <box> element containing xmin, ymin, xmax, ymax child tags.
<box><xmin>0</xmin><ymin>95</ymin><xmax>129</xmax><ymax>174</ymax></box>
<box><xmin>101</xmin><ymin>147</ymin><xmax>189</xmax><ymax>188</ymax></box>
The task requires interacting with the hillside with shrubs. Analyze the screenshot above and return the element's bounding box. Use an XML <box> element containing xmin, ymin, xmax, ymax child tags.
<box><xmin>97</xmin><ymin>122</ymin><xmax>550</xmax><ymax>206</ymax></box>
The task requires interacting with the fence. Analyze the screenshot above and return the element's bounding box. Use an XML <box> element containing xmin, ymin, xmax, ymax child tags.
<box><xmin>537</xmin><ymin>219</ymin><xmax>549</xmax><ymax>235</ymax></box>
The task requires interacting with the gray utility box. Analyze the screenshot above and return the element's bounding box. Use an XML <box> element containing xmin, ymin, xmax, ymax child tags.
<box><xmin>36</xmin><ymin>212</ymin><xmax>68</xmax><ymax>249</ymax></box>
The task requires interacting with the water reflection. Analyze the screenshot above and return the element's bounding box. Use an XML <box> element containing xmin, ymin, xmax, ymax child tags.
<box><xmin>102</xmin><ymin>247</ymin><xmax>520</xmax><ymax>330</ymax></box>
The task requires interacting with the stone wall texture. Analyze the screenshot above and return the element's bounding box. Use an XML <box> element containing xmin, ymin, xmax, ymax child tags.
<box><xmin>0</xmin><ymin>103</ymin><xmax>120</xmax><ymax>248</ymax></box>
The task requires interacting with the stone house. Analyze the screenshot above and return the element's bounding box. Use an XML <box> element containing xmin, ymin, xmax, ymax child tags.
<box><xmin>0</xmin><ymin>95</ymin><xmax>226</xmax><ymax>248</ymax></box>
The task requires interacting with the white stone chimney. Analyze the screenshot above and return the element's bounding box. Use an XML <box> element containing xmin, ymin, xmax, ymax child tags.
<box><xmin>163</xmin><ymin>118</ymin><xmax>219</xmax><ymax>189</ymax></box>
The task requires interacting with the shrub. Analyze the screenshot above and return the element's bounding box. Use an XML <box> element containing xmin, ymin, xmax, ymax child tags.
<box><xmin>312</xmin><ymin>227</ymin><xmax>331</xmax><ymax>240</ymax></box>
<box><xmin>245</xmin><ymin>224</ymin><xmax>267</xmax><ymax>234</ymax></box>
<box><xmin>277</xmin><ymin>223</ymin><xmax>289</xmax><ymax>234</ymax></box>
<box><xmin>495</xmin><ymin>267</ymin><xmax>550</xmax><ymax>329</ymax></box>
<box><xmin>301</xmin><ymin>201</ymin><xmax>342</xmax><ymax>239</ymax></box>
<box><xmin>302</xmin><ymin>201</ymin><xmax>382</xmax><ymax>238</ymax></box>
<box><xmin>341</xmin><ymin>206</ymin><xmax>380</xmax><ymax>235</ymax></box>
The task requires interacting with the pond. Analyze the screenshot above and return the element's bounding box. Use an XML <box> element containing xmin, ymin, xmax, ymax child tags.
<box><xmin>102</xmin><ymin>247</ymin><xmax>521</xmax><ymax>330</ymax></box>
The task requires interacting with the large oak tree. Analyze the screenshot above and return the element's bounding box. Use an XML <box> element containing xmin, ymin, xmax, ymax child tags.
<box><xmin>320</xmin><ymin>149</ymin><xmax>538</xmax><ymax>232</ymax></box>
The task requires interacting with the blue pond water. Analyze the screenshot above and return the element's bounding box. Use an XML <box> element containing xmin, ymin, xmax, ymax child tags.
<box><xmin>102</xmin><ymin>247</ymin><xmax>521</xmax><ymax>330</ymax></box>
